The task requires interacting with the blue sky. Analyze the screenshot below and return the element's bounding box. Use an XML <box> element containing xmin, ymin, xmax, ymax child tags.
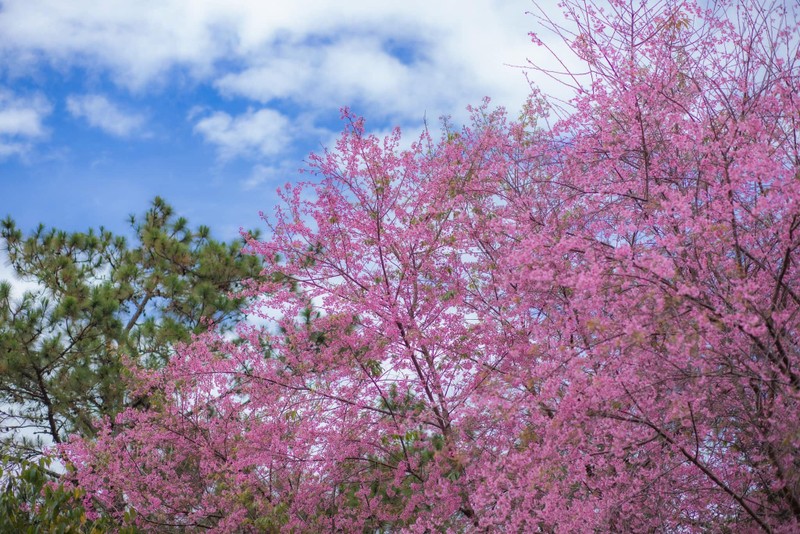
<box><xmin>0</xmin><ymin>0</ymin><xmax>564</xmax><ymax>241</ymax></box>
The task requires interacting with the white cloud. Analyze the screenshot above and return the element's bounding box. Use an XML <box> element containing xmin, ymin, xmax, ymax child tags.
<box><xmin>66</xmin><ymin>94</ymin><xmax>146</xmax><ymax>137</ymax></box>
<box><xmin>0</xmin><ymin>89</ymin><xmax>51</xmax><ymax>158</ymax></box>
<box><xmin>214</xmin><ymin>36</ymin><xmax>456</xmax><ymax>122</ymax></box>
<box><xmin>214</xmin><ymin>53</ymin><xmax>314</xmax><ymax>104</ymax></box>
<box><xmin>0</xmin><ymin>107</ymin><xmax>45</xmax><ymax>137</ymax></box>
<box><xmin>243</xmin><ymin>164</ymin><xmax>279</xmax><ymax>190</ymax></box>
<box><xmin>0</xmin><ymin>0</ymin><xmax>551</xmax><ymax>119</ymax></box>
<box><xmin>0</xmin><ymin>0</ymin><xmax>232</xmax><ymax>89</ymax></box>
<box><xmin>193</xmin><ymin>108</ymin><xmax>291</xmax><ymax>160</ymax></box>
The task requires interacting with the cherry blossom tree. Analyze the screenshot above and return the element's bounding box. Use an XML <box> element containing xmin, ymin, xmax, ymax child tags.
<box><xmin>62</xmin><ymin>1</ymin><xmax>800</xmax><ymax>531</ymax></box>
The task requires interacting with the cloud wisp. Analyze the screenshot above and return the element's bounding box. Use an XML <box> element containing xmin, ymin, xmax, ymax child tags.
<box><xmin>66</xmin><ymin>94</ymin><xmax>147</xmax><ymax>137</ymax></box>
<box><xmin>193</xmin><ymin>108</ymin><xmax>291</xmax><ymax>161</ymax></box>
<box><xmin>0</xmin><ymin>89</ymin><xmax>51</xmax><ymax>158</ymax></box>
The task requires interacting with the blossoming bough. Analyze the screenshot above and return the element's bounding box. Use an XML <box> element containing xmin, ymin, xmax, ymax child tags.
<box><xmin>64</xmin><ymin>1</ymin><xmax>800</xmax><ymax>531</ymax></box>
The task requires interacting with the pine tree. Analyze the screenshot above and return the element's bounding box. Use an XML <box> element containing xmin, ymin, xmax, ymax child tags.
<box><xmin>0</xmin><ymin>197</ymin><xmax>263</xmax><ymax>457</ymax></box>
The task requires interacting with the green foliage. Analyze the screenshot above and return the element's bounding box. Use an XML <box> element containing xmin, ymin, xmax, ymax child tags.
<box><xmin>0</xmin><ymin>451</ymin><xmax>126</xmax><ymax>533</ymax></box>
<box><xmin>0</xmin><ymin>197</ymin><xmax>263</xmax><ymax>455</ymax></box>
